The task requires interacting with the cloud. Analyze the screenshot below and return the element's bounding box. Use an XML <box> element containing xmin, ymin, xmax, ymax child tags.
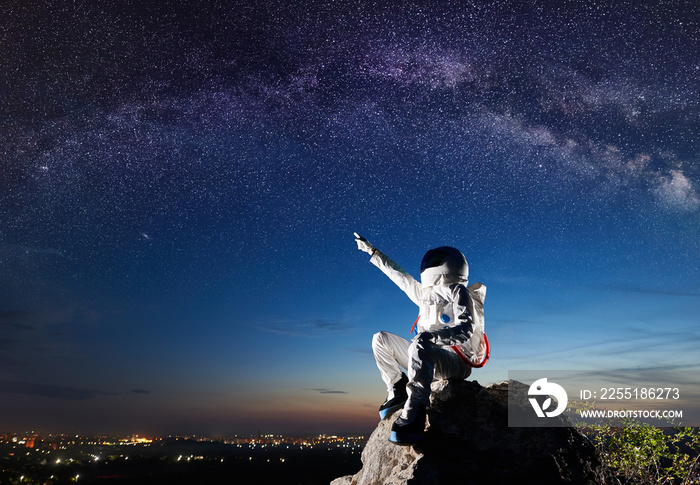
<box><xmin>346</xmin><ymin>347</ymin><xmax>373</xmax><ymax>356</ymax></box>
<box><xmin>601</xmin><ymin>283</ymin><xmax>700</xmax><ymax>297</ymax></box>
<box><xmin>562</xmin><ymin>367</ymin><xmax>700</xmax><ymax>397</ymax></box>
<box><xmin>257</xmin><ymin>318</ymin><xmax>355</xmax><ymax>337</ymax></box>
<box><xmin>256</xmin><ymin>325</ymin><xmax>308</xmax><ymax>337</ymax></box>
<box><xmin>0</xmin><ymin>338</ymin><xmax>21</xmax><ymax>350</ymax></box>
<box><xmin>475</xmin><ymin>105</ymin><xmax>700</xmax><ymax>214</ymax></box>
<box><xmin>0</xmin><ymin>311</ymin><xmax>37</xmax><ymax>331</ymax></box>
<box><xmin>0</xmin><ymin>310</ymin><xmax>33</xmax><ymax>321</ymax></box>
<box><xmin>314</xmin><ymin>319</ymin><xmax>349</xmax><ymax>332</ymax></box>
<box><xmin>482</xmin><ymin>112</ymin><xmax>558</xmax><ymax>148</ymax></box>
<box><xmin>653</xmin><ymin>169</ymin><xmax>700</xmax><ymax>212</ymax></box>
<box><xmin>130</xmin><ymin>389</ymin><xmax>150</xmax><ymax>395</ymax></box>
<box><xmin>0</xmin><ymin>381</ymin><xmax>113</xmax><ymax>401</ymax></box>
<box><xmin>366</xmin><ymin>45</ymin><xmax>477</xmax><ymax>89</ymax></box>
<box><xmin>306</xmin><ymin>388</ymin><xmax>348</xmax><ymax>394</ymax></box>
<box><xmin>521</xmin><ymin>322</ymin><xmax>700</xmax><ymax>369</ymax></box>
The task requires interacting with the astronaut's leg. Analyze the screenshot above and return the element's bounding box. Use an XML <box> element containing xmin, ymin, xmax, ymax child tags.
<box><xmin>405</xmin><ymin>339</ymin><xmax>471</xmax><ymax>414</ymax></box>
<box><xmin>372</xmin><ymin>331</ymin><xmax>411</xmax><ymax>418</ymax></box>
<box><xmin>372</xmin><ymin>331</ymin><xmax>411</xmax><ymax>393</ymax></box>
<box><xmin>390</xmin><ymin>340</ymin><xmax>470</xmax><ymax>445</ymax></box>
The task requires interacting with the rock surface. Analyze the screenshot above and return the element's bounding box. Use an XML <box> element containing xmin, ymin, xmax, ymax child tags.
<box><xmin>331</xmin><ymin>380</ymin><xmax>604</xmax><ymax>485</ymax></box>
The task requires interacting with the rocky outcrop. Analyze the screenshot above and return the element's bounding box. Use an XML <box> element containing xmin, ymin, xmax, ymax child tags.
<box><xmin>332</xmin><ymin>380</ymin><xmax>604</xmax><ymax>485</ymax></box>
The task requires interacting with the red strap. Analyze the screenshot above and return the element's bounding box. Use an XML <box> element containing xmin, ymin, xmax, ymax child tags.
<box><xmin>410</xmin><ymin>314</ymin><xmax>421</xmax><ymax>334</ymax></box>
<box><xmin>452</xmin><ymin>333</ymin><xmax>490</xmax><ymax>368</ymax></box>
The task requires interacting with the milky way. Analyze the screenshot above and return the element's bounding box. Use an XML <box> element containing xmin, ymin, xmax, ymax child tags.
<box><xmin>1</xmin><ymin>0</ymin><xmax>699</xmax><ymax>434</ymax></box>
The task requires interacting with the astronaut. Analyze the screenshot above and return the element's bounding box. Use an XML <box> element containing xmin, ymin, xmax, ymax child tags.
<box><xmin>354</xmin><ymin>233</ymin><xmax>487</xmax><ymax>445</ymax></box>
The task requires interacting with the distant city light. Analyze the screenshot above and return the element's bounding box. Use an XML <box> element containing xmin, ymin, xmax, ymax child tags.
<box><xmin>0</xmin><ymin>430</ymin><xmax>368</xmax><ymax>483</ymax></box>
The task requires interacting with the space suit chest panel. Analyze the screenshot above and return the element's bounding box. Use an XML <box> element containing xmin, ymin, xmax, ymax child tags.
<box><xmin>421</xmin><ymin>288</ymin><xmax>455</xmax><ymax>328</ymax></box>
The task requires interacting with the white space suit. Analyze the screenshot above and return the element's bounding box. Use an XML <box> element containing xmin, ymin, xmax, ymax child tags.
<box><xmin>355</xmin><ymin>234</ymin><xmax>487</xmax><ymax>444</ymax></box>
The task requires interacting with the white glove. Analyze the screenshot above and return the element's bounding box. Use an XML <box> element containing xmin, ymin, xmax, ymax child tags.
<box><xmin>354</xmin><ymin>232</ymin><xmax>375</xmax><ymax>255</ymax></box>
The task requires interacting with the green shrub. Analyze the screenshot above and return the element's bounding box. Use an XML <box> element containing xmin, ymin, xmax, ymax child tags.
<box><xmin>572</xmin><ymin>402</ymin><xmax>700</xmax><ymax>484</ymax></box>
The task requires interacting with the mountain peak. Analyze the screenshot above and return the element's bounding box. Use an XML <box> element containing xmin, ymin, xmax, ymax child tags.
<box><xmin>332</xmin><ymin>379</ymin><xmax>603</xmax><ymax>485</ymax></box>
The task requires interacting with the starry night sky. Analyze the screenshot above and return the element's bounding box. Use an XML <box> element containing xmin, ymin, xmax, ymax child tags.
<box><xmin>1</xmin><ymin>0</ymin><xmax>699</xmax><ymax>435</ymax></box>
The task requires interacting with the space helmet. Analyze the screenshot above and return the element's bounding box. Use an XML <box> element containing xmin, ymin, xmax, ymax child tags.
<box><xmin>420</xmin><ymin>246</ymin><xmax>469</xmax><ymax>283</ymax></box>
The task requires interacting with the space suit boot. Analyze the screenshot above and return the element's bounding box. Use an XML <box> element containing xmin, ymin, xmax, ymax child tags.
<box><xmin>389</xmin><ymin>406</ymin><xmax>427</xmax><ymax>446</ymax></box>
<box><xmin>378</xmin><ymin>372</ymin><xmax>408</xmax><ymax>420</ymax></box>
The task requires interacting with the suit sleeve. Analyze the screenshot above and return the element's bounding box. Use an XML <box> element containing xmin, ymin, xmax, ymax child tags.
<box><xmin>369</xmin><ymin>250</ymin><xmax>422</xmax><ymax>307</ymax></box>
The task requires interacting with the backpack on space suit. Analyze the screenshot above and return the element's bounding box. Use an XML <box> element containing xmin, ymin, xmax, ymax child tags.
<box><xmin>454</xmin><ymin>282</ymin><xmax>489</xmax><ymax>367</ymax></box>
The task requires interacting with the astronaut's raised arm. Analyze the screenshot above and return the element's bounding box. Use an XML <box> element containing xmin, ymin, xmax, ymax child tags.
<box><xmin>368</xmin><ymin>249</ymin><xmax>422</xmax><ymax>307</ymax></box>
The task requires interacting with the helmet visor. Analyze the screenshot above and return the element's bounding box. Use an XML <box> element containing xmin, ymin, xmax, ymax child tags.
<box><xmin>420</xmin><ymin>248</ymin><xmax>452</xmax><ymax>273</ymax></box>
